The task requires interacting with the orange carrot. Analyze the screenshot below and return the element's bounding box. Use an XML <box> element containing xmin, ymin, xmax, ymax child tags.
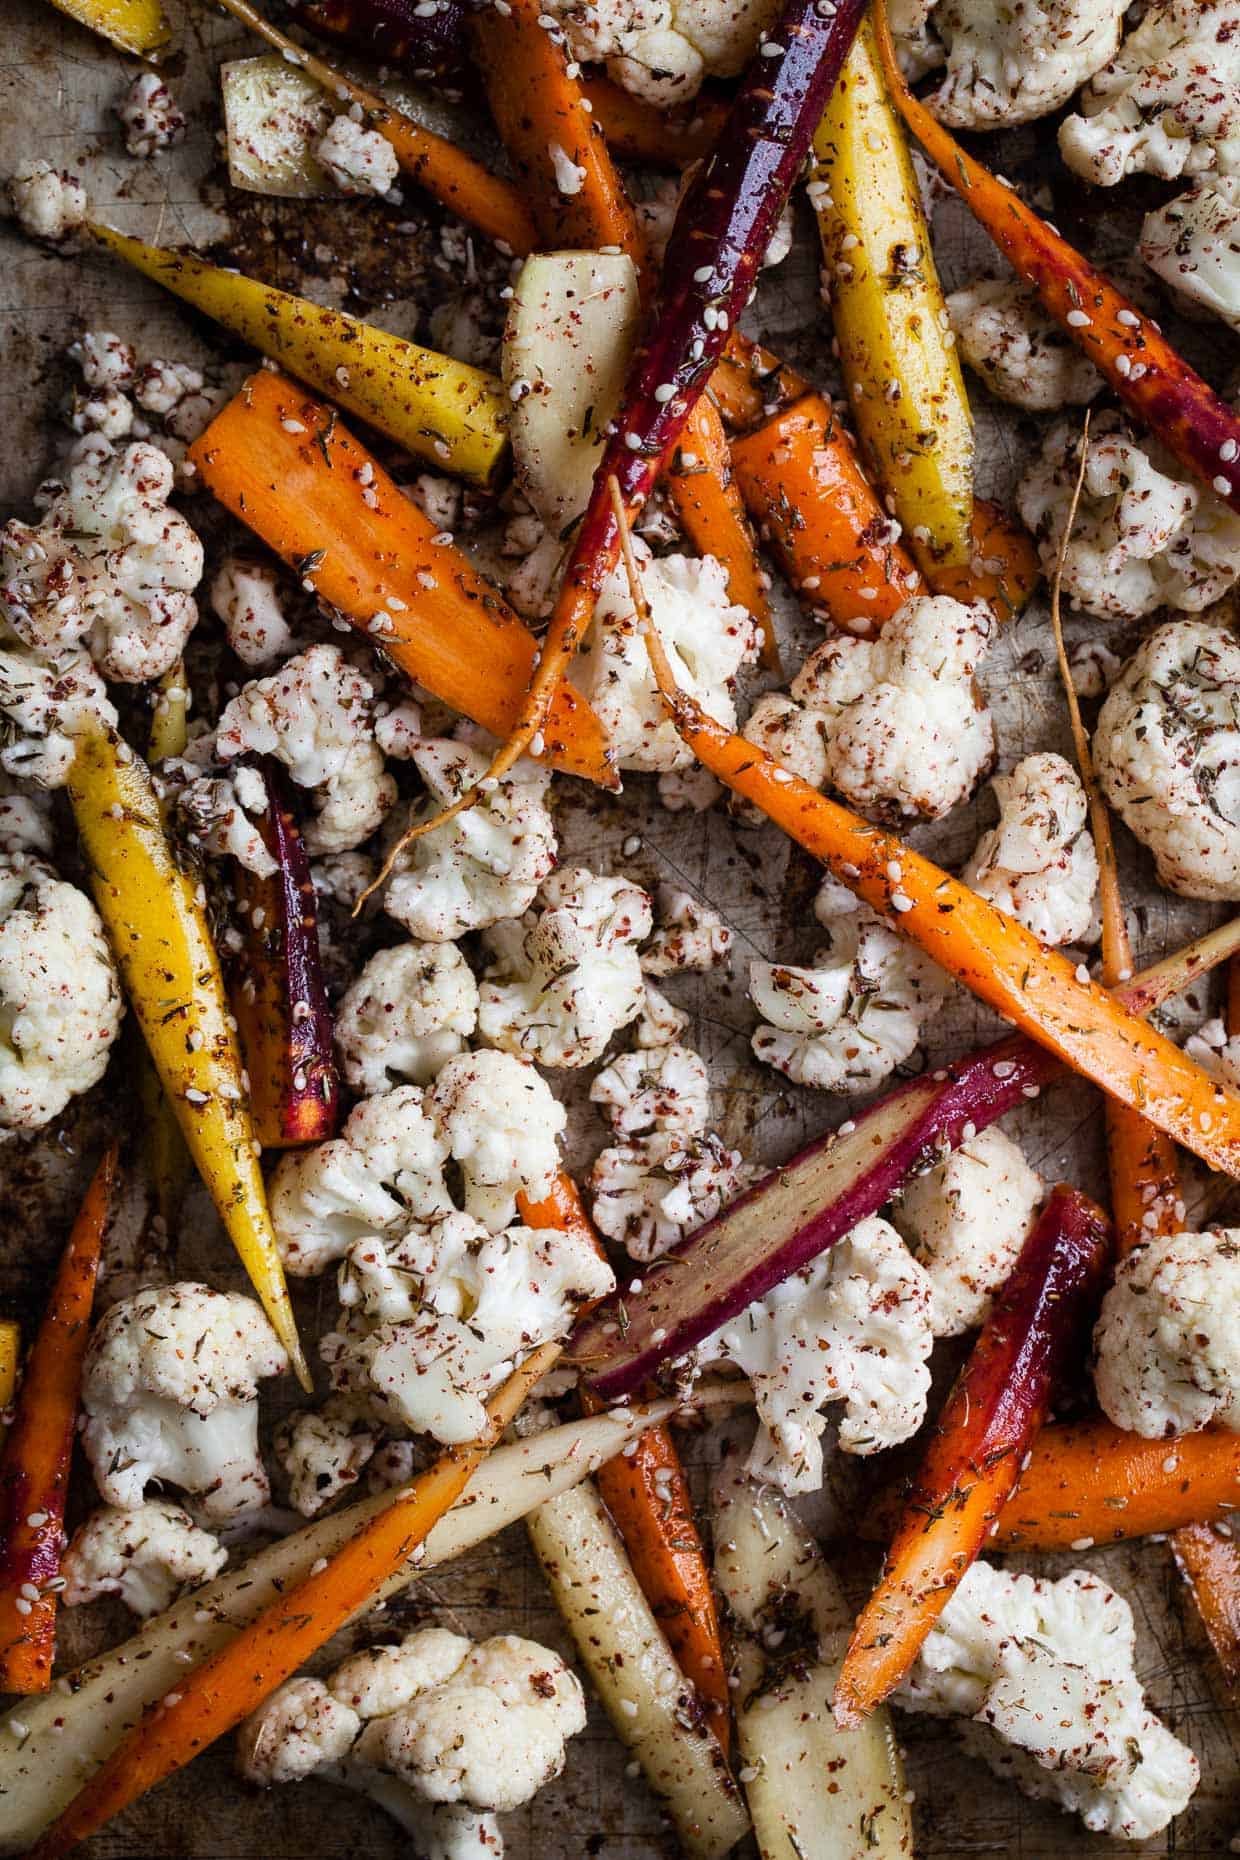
<box><xmin>188</xmin><ymin>370</ymin><xmax>613</xmax><ymax>789</ymax></box>
<box><xmin>992</xmin><ymin>1421</ymin><xmax>1240</xmax><ymax>1550</ymax></box>
<box><xmin>712</xmin><ymin>332</ymin><xmax>810</xmax><ymax>432</ymax></box>
<box><xmin>834</xmin><ymin>1185</ymin><xmax>1110</xmax><ymax>1726</ymax></box>
<box><xmin>469</xmin><ymin>0</ymin><xmax>647</xmax><ymax>262</ymax></box>
<box><xmin>731</xmin><ymin>392</ymin><xmax>922</xmax><ymax>636</ymax></box>
<box><xmin>625</xmin><ymin>538</ymin><xmax>1240</xmax><ymax>1176</ymax></box>
<box><xmin>666</xmin><ymin>398</ymin><xmax>777</xmax><ymax>670</ymax></box>
<box><xmin>1171</xmin><ymin>1524</ymin><xmax>1240</xmax><ymax>1686</ymax></box>
<box><xmin>0</xmin><ymin>1144</ymin><xmax>118</xmax><ymax>1693</ymax></box>
<box><xmin>215</xmin><ymin>0</ymin><xmax>539</xmax><ymax>254</ymax></box>
<box><xmin>582</xmin><ymin>76</ymin><xmax>727</xmax><ymax>165</ymax></box>
<box><xmin>29</xmin><ymin>1340</ymin><xmax>560</xmax><ymax>1860</ymax></box>
<box><xmin>873</xmin><ymin>0</ymin><xmax>1240</xmax><ymax>516</ymax></box>
<box><xmin>923</xmin><ymin>498</ymin><xmax>1042</xmax><ymax>624</ymax></box>
<box><xmin>519</xmin><ymin>1175</ymin><xmax>731</xmax><ymax>1746</ymax></box>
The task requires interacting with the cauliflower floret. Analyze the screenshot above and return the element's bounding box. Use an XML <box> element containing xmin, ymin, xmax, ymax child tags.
<box><xmin>0</xmin><ymin>784</ymin><xmax>53</xmax><ymax>858</ymax></box>
<box><xmin>175</xmin><ymin>762</ymin><xmax>276</xmax><ymax>878</ymax></box>
<box><xmin>384</xmin><ymin>739</ymin><xmax>556</xmax><ymax>942</ymax></box>
<box><xmin>698</xmin><ymin>1216</ymin><xmax>935</xmax><ymax>1493</ymax></box>
<box><xmin>134</xmin><ymin>358</ymin><xmax>204</xmax><ymax>420</ymax></box>
<box><xmin>749</xmin><ymin>904</ymin><xmax>945</xmax><ymax>1094</ymax></box>
<box><xmin>61</xmin><ymin>1499</ymin><xmax>226</xmax><ymax>1618</ymax></box>
<box><xmin>545</xmin><ymin>0</ymin><xmax>778</xmax><ymax>105</ymax></box>
<box><xmin>8</xmin><ymin>161</ymin><xmax>88</xmax><ymax>240</ymax></box>
<box><xmin>896</xmin><ymin>1561</ymin><xmax>1200</xmax><ymax>1839</ymax></box>
<box><xmin>271</xmin><ymin>1085</ymin><xmax>452</xmax><ymax>1275</ymax></box>
<box><xmin>1017</xmin><ymin>416</ymin><xmax>1240</xmax><ymax>621</ymax></box>
<box><xmin>1093</xmin><ymin>1228</ymin><xmax>1240</xmax><ymax>1436</ymax></box>
<box><xmin>240</xmin><ymin>1629</ymin><xmax>585</xmax><ymax>1857</ymax></box>
<box><xmin>313</xmin><ymin>849</ymin><xmax>376</xmax><ymax>908</ymax></box>
<box><xmin>336</xmin><ymin>942</ymin><xmax>479</xmax><ymax>1094</ymax></box>
<box><xmin>81</xmin><ymin>1283</ymin><xmax>288</xmax><ymax>1519</ymax></box>
<box><xmin>68</xmin><ymin>329</ymin><xmax>136</xmax><ymax>392</ymax></box>
<box><xmin>273</xmin><ymin>1396</ymin><xmax>381</xmax><ymax>1517</ymax></box>
<box><xmin>428</xmin><ymin>1050</ymin><xmax>566</xmax><ymax>1232</ymax></box>
<box><xmin>479</xmin><ymin>867</ymin><xmax>652</xmax><ymax>1068</ymax></box>
<box><xmin>946</xmin><ymin>278</ymin><xmax>1104</xmax><ymax>409</ymax></box>
<box><xmin>913</xmin><ymin>0</ymin><xmax>1126</xmax><ymax>128</ymax></box>
<box><xmin>962</xmin><ymin>753</ymin><xmax>1099</xmax><ymax>946</ymax></box>
<box><xmin>0</xmin><ymin>642</ymin><xmax>117</xmax><ymax>788</ymax></box>
<box><xmin>325</xmin><ymin>1219</ymin><xmax>612</xmax><ymax>1442</ymax></box>
<box><xmin>210</xmin><ymin>553</ymin><xmax>295</xmax><ymax>668</ymax></box>
<box><xmin>216</xmin><ymin>644</ymin><xmax>395</xmax><ymax>855</ymax></box>
<box><xmin>634</xmin><ymin>981</ymin><xmax>691</xmax><ymax>1047</ymax></box>
<box><xmin>0</xmin><ymin>436</ymin><xmax>203</xmax><ymax>681</ymax></box>
<box><xmin>891</xmin><ymin>1126</ymin><xmax>1045</xmax><ymax>1335</ymax></box>
<box><xmin>589</xmin><ymin>1043</ymin><xmax>712</xmax><ymax>1137</ymax></box>
<box><xmin>315</xmin><ymin>114</ymin><xmax>401</xmax><ymax>197</ymax></box>
<box><xmin>0</xmin><ymin>857</ymin><xmax>123</xmax><ymax>1131</ymax></box>
<box><xmin>1060</xmin><ymin>0</ymin><xmax>1240</xmax><ymax>185</ymax></box>
<box><xmin>641</xmin><ymin>889</ymin><xmax>733</xmax><ymax>975</ymax></box>
<box><xmin>1140</xmin><ymin>174</ymin><xmax>1240</xmax><ymax>332</ymax></box>
<box><xmin>116</xmin><ymin>70</ymin><xmax>186</xmax><ymax>158</ymax></box>
<box><xmin>590</xmin><ymin>1129</ymin><xmax>749</xmax><ymax>1261</ymax></box>
<box><xmin>742</xmin><ymin>596</ymin><xmax>996</xmax><ymax>822</ymax></box>
<box><xmin>569</xmin><ymin>543</ymin><xmax>760</xmax><ymax>772</ymax></box>
<box><xmin>69</xmin><ymin>385</ymin><xmax>133</xmax><ymax>441</ymax></box>
<box><xmin>657</xmin><ymin>762</ymin><xmax>721</xmax><ymax>813</ymax></box>
<box><xmin>237</xmin><ymin>1676</ymin><xmax>363</xmax><ymax>1786</ymax></box>
<box><xmin>1094</xmin><ymin>619</ymin><xmax>1240</xmax><ymax>900</ymax></box>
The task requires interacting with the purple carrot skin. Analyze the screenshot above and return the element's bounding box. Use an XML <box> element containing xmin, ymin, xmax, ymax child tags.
<box><xmin>569</xmin><ymin>913</ymin><xmax>1240</xmax><ymax>1398</ymax></box>
<box><xmin>295</xmin><ymin>0</ymin><xmax>473</xmax><ymax>74</ymax></box>
<box><xmin>834</xmin><ymin>1184</ymin><xmax>1111</xmax><ymax>1725</ymax></box>
<box><xmin>230</xmin><ymin>760</ymin><xmax>339</xmax><ymax>1151</ymax></box>
<box><xmin>873</xmin><ymin>0</ymin><xmax>1240</xmax><ymax>515</ymax></box>
<box><xmin>406</xmin><ymin>0</ymin><xmax>868</xmax><ymax>843</ymax></box>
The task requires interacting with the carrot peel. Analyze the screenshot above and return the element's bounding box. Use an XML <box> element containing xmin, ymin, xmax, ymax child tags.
<box><xmin>0</xmin><ymin>1145</ymin><xmax>117</xmax><ymax>1693</ymax></box>
<box><xmin>834</xmin><ymin>1184</ymin><xmax>1110</xmax><ymax>1726</ymax></box>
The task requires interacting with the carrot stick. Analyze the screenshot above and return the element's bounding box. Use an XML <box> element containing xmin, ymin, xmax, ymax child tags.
<box><xmin>28</xmin><ymin>1338</ymin><xmax>560</xmax><ymax>1860</ymax></box>
<box><xmin>873</xmin><ymin>0</ymin><xmax>1240</xmax><ymax>515</ymax></box>
<box><xmin>730</xmin><ymin>392</ymin><xmax>922</xmax><ymax>636</ymax></box>
<box><xmin>666</xmin><ymin>398</ymin><xmax>778</xmax><ymax>671</ymax></box>
<box><xmin>188</xmin><ymin>370</ymin><xmax>613</xmax><ymax>789</ymax></box>
<box><xmin>0</xmin><ymin>1321</ymin><xmax>19</xmax><ymax>1415</ymax></box>
<box><xmin>582</xmin><ymin>76</ymin><xmax>726</xmax><ymax>165</ymax></box>
<box><xmin>922</xmin><ymin>498</ymin><xmax>1042</xmax><ymax>624</ymax></box>
<box><xmin>519</xmin><ymin>1175</ymin><xmax>731</xmax><ymax>1747</ymax></box>
<box><xmin>0</xmin><ymin>1145</ymin><xmax>118</xmax><ymax>1694</ymax></box>
<box><xmin>212</xmin><ymin>0</ymin><xmax>539</xmax><ymax>253</ymax></box>
<box><xmin>468</xmin><ymin>0</ymin><xmax>647</xmax><ymax>263</ymax></box>
<box><xmin>833</xmin><ymin>1184</ymin><xmax>1110</xmax><ymax>1726</ymax></box>
<box><xmin>991</xmin><ymin>1421</ymin><xmax>1240</xmax><ymax>1550</ymax></box>
<box><xmin>625</xmin><ymin>538</ymin><xmax>1240</xmax><ymax>1178</ymax></box>
<box><xmin>1171</xmin><ymin>1525</ymin><xmax>1240</xmax><ymax>1686</ymax></box>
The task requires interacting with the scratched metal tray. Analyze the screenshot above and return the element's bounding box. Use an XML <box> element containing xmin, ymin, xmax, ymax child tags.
<box><xmin>2</xmin><ymin>1</ymin><xmax>1238</xmax><ymax>1851</ymax></box>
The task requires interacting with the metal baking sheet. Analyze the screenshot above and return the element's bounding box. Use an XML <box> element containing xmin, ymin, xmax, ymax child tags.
<box><xmin>2</xmin><ymin>1</ymin><xmax>1239</xmax><ymax>1852</ymax></box>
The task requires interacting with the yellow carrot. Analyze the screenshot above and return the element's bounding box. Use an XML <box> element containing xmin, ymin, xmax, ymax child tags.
<box><xmin>46</xmin><ymin>0</ymin><xmax>170</xmax><ymax>55</ymax></box>
<box><xmin>66</xmin><ymin>726</ymin><xmax>308</xmax><ymax>1386</ymax></box>
<box><xmin>87</xmin><ymin>224</ymin><xmax>509</xmax><ymax>487</ymax></box>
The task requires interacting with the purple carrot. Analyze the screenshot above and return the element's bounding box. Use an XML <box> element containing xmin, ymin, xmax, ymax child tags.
<box><xmin>230</xmin><ymin>760</ymin><xmax>339</xmax><ymax>1150</ymax></box>
<box><xmin>294</xmin><ymin>0</ymin><xmax>472</xmax><ymax>73</ymax></box>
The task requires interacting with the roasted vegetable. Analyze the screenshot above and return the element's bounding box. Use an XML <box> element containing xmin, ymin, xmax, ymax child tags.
<box><xmin>46</xmin><ymin>0</ymin><xmax>169</xmax><ymax>55</ymax></box>
<box><xmin>811</xmin><ymin>16</ymin><xmax>973</xmax><ymax>564</ymax></box>
<box><xmin>66</xmin><ymin>726</ymin><xmax>308</xmax><ymax>1384</ymax></box>
<box><xmin>87</xmin><ymin>223</ymin><xmax>508</xmax><ymax>486</ymax></box>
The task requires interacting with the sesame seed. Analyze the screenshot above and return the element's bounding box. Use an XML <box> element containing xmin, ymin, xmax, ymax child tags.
<box><xmin>1215</xmin><ymin>476</ymin><xmax>1233</xmax><ymax>496</ymax></box>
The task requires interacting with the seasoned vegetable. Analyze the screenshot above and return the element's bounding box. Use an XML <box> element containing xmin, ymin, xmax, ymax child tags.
<box><xmin>229</xmin><ymin>761</ymin><xmax>339</xmax><ymax>1150</ymax></box>
<box><xmin>811</xmin><ymin>16</ymin><xmax>974</xmax><ymax>563</ymax></box>
<box><xmin>87</xmin><ymin>223</ymin><xmax>508</xmax><ymax>486</ymax></box>
<box><xmin>66</xmin><ymin>726</ymin><xmax>308</xmax><ymax>1384</ymax></box>
<box><xmin>29</xmin><ymin>1343</ymin><xmax>561</xmax><ymax>1860</ymax></box>
<box><xmin>834</xmin><ymin>1185</ymin><xmax>1110</xmax><ymax>1726</ymax></box>
<box><xmin>0</xmin><ymin>1146</ymin><xmax>116</xmax><ymax>1693</ymax></box>
<box><xmin>713</xmin><ymin>1450</ymin><xmax>912</xmax><ymax>1858</ymax></box>
<box><xmin>46</xmin><ymin>0</ymin><xmax>169</xmax><ymax>55</ymax></box>
<box><xmin>188</xmin><ymin>371</ymin><xmax>613</xmax><ymax>787</ymax></box>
